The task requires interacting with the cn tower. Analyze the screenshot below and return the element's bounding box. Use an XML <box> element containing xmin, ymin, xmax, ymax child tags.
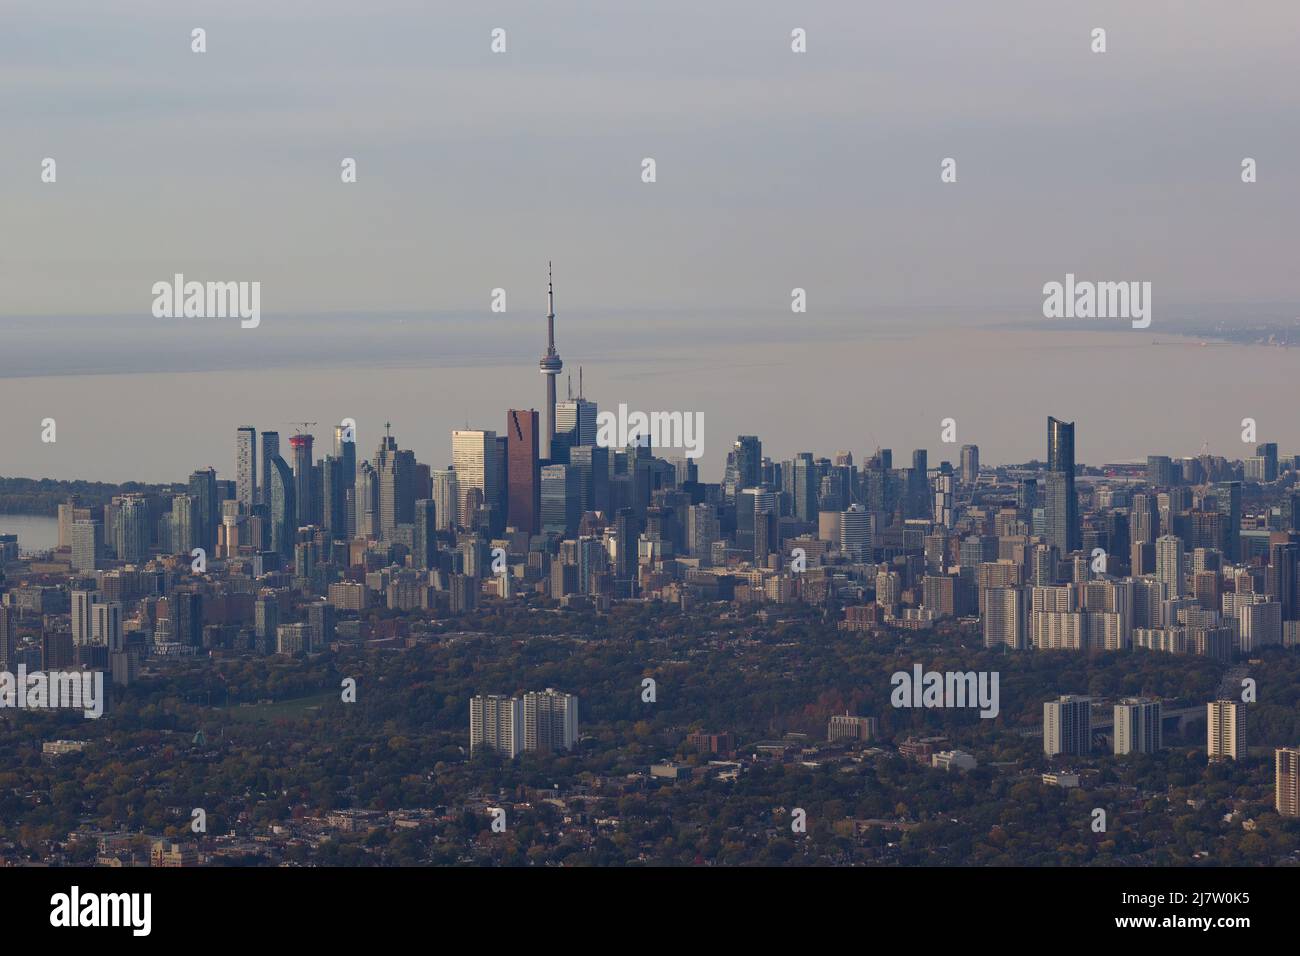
<box><xmin>539</xmin><ymin>262</ymin><xmax>563</xmax><ymax>460</ymax></box>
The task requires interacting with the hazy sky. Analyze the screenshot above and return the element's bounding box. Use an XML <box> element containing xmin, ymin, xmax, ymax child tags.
<box><xmin>4</xmin><ymin>0</ymin><xmax>1299</xmax><ymax>318</ymax></box>
<box><xmin>2</xmin><ymin>1</ymin><xmax>1300</xmax><ymax>485</ymax></box>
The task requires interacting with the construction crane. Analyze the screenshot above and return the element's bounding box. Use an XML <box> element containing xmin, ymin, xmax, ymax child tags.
<box><xmin>283</xmin><ymin>421</ymin><xmax>317</xmax><ymax>435</ymax></box>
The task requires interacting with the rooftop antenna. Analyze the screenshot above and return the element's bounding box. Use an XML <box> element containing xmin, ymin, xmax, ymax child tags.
<box><xmin>579</xmin><ymin>366</ymin><xmax>584</xmax><ymax>401</ymax></box>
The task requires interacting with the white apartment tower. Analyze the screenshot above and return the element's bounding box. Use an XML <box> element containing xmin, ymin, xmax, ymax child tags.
<box><xmin>523</xmin><ymin>688</ymin><xmax>579</xmax><ymax>753</ymax></box>
<box><xmin>1114</xmin><ymin>698</ymin><xmax>1162</xmax><ymax>755</ymax></box>
<box><xmin>1207</xmin><ymin>700</ymin><xmax>1238</xmax><ymax>760</ymax></box>
<box><xmin>469</xmin><ymin>695</ymin><xmax>524</xmax><ymax>759</ymax></box>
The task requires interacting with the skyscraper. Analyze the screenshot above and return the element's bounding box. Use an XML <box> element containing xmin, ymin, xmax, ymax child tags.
<box><xmin>839</xmin><ymin>504</ymin><xmax>873</xmax><ymax>560</ymax></box>
<box><xmin>1043</xmin><ymin>695</ymin><xmax>1091</xmax><ymax>757</ymax></box>
<box><xmin>538</xmin><ymin>263</ymin><xmax>563</xmax><ymax>461</ymax></box>
<box><xmin>522</xmin><ymin>688</ymin><xmax>579</xmax><ymax>753</ymax></box>
<box><xmin>432</xmin><ymin>467</ymin><xmax>459</xmax><ymax>531</ymax></box>
<box><xmin>171</xmin><ymin>494</ymin><xmax>197</xmax><ymax>554</ymax></box>
<box><xmin>569</xmin><ymin>444</ymin><xmax>610</xmax><ymax>515</ymax></box>
<box><xmin>960</xmin><ymin>444</ymin><xmax>980</xmax><ymax>486</ymax></box>
<box><xmin>1266</xmin><ymin>538</ymin><xmax>1299</xmax><ymax>621</ymax></box>
<box><xmin>1277</xmin><ymin>747</ymin><xmax>1300</xmax><ymax>818</ymax></box>
<box><xmin>793</xmin><ymin>453</ymin><xmax>817</xmax><ymax>523</ymax></box>
<box><xmin>614</xmin><ymin>507</ymin><xmax>641</xmax><ymax>597</ymax></box>
<box><xmin>374</xmin><ymin>424</ymin><xmax>415</xmax><ymax>541</ymax></box>
<box><xmin>1045</xmin><ymin>417</ymin><xmax>1079</xmax><ymax>555</ymax></box>
<box><xmin>1114</xmin><ymin>698</ymin><xmax>1162</xmax><ymax>755</ymax></box>
<box><xmin>71</xmin><ymin>589</ymin><xmax>98</xmax><ymax>646</ymax></box>
<box><xmin>334</xmin><ymin>422</ymin><xmax>357</xmax><ymax>496</ymax></box>
<box><xmin>289</xmin><ymin>434</ymin><xmax>315</xmax><ymax>528</ymax></box>
<box><xmin>933</xmin><ymin>472</ymin><xmax>954</xmax><ymax>528</ymax></box>
<box><xmin>0</xmin><ymin>605</ymin><xmax>15</xmax><ymax>670</ymax></box>
<box><xmin>555</xmin><ymin>391</ymin><xmax>597</xmax><ymax>449</ymax></box>
<box><xmin>259</xmin><ymin>431</ymin><xmax>280</xmax><ymax>506</ymax></box>
<box><xmin>236</xmin><ymin>426</ymin><xmax>257</xmax><ymax>513</ymax></box>
<box><xmin>506</xmin><ymin>409</ymin><xmax>540</xmax><ymax>535</ymax></box>
<box><xmin>188</xmin><ymin>467</ymin><xmax>219</xmax><ymax>554</ymax></box>
<box><xmin>452</xmin><ymin>430</ymin><xmax>498</xmax><ymax>531</ymax></box>
<box><xmin>70</xmin><ymin>520</ymin><xmax>104</xmax><ymax>572</ymax></box>
<box><xmin>469</xmin><ymin>695</ymin><xmax>524</xmax><ymax>758</ymax></box>
<box><xmin>983</xmin><ymin>586</ymin><xmax>1025</xmax><ymax>649</ymax></box>
<box><xmin>1207</xmin><ymin>700</ymin><xmax>1238</xmax><ymax>760</ymax></box>
<box><xmin>908</xmin><ymin>449</ymin><xmax>929</xmax><ymax>519</ymax></box>
<box><xmin>1155</xmin><ymin>534</ymin><xmax>1185</xmax><ymax>597</ymax></box>
<box><xmin>92</xmin><ymin>602</ymin><xmax>124</xmax><ymax>651</ymax></box>
<box><xmin>725</xmin><ymin>436</ymin><xmax>762</xmax><ymax>501</ymax></box>
<box><xmin>1219</xmin><ymin>480</ymin><xmax>1242</xmax><ymax>562</ymax></box>
<box><xmin>540</xmin><ymin>464</ymin><xmax>580</xmax><ymax>537</ymax></box>
<box><xmin>413</xmin><ymin>499</ymin><xmax>437</xmax><ymax>570</ymax></box>
<box><xmin>115</xmin><ymin>494</ymin><xmax>150</xmax><ymax>564</ymax></box>
<box><xmin>268</xmin><ymin>454</ymin><xmax>296</xmax><ymax>558</ymax></box>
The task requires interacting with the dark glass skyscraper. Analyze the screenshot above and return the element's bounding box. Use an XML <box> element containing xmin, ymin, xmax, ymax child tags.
<box><xmin>260</xmin><ymin>431</ymin><xmax>280</xmax><ymax>507</ymax></box>
<box><xmin>569</xmin><ymin>444</ymin><xmax>610</xmax><ymax>515</ymax></box>
<box><xmin>188</xmin><ymin>467</ymin><xmax>219</xmax><ymax>554</ymax></box>
<box><xmin>269</xmin><ymin>454</ymin><xmax>296</xmax><ymax>558</ymax></box>
<box><xmin>1046</xmin><ymin>417</ymin><xmax>1079</xmax><ymax>554</ymax></box>
<box><xmin>413</xmin><ymin>499</ymin><xmax>437</xmax><ymax>569</ymax></box>
<box><xmin>289</xmin><ymin>433</ymin><xmax>317</xmax><ymax>529</ymax></box>
<box><xmin>725</xmin><ymin>436</ymin><xmax>762</xmax><ymax>501</ymax></box>
<box><xmin>793</xmin><ymin>453</ymin><xmax>817</xmax><ymax>523</ymax></box>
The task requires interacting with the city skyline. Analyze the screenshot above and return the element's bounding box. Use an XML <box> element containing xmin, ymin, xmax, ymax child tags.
<box><xmin>4</xmin><ymin>0</ymin><xmax>1299</xmax><ymax>894</ymax></box>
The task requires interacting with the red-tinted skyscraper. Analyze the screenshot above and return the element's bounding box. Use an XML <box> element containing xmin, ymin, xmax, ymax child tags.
<box><xmin>507</xmin><ymin>409</ymin><xmax>540</xmax><ymax>535</ymax></box>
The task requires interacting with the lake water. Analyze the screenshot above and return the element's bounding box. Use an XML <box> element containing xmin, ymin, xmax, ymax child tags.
<box><xmin>0</xmin><ymin>314</ymin><xmax>1297</xmax><ymax>484</ymax></box>
<box><xmin>0</xmin><ymin>514</ymin><xmax>60</xmax><ymax>553</ymax></box>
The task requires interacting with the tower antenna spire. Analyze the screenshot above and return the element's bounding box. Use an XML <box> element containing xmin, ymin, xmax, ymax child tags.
<box><xmin>538</xmin><ymin>262</ymin><xmax>563</xmax><ymax>460</ymax></box>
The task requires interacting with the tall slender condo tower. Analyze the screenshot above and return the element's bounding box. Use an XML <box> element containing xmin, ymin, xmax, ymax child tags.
<box><xmin>539</xmin><ymin>263</ymin><xmax>563</xmax><ymax>460</ymax></box>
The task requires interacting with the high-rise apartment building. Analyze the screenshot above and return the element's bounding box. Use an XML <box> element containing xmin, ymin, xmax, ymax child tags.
<box><xmin>259</xmin><ymin>431</ymin><xmax>280</xmax><ymax>506</ymax></box>
<box><xmin>1045</xmin><ymin>417</ymin><xmax>1079</xmax><ymax>555</ymax></box>
<box><xmin>70</xmin><ymin>520</ymin><xmax>104</xmax><ymax>572</ymax></box>
<box><xmin>1114</xmin><ymin>698</ymin><xmax>1162</xmax><ymax>755</ymax></box>
<box><xmin>1277</xmin><ymin>747</ymin><xmax>1300</xmax><ymax>817</ymax></box>
<box><xmin>432</xmin><ymin>467</ymin><xmax>459</xmax><ymax>531</ymax></box>
<box><xmin>522</xmin><ymin>688</ymin><xmax>579</xmax><ymax>753</ymax></box>
<box><xmin>1155</xmin><ymin>534</ymin><xmax>1185</xmax><ymax>597</ymax></box>
<box><xmin>1207</xmin><ymin>700</ymin><xmax>1238</xmax><ymax>760</ymax></box>
<box><xmin>960</xmin><ymin>444</ymin><xmax>979</xmax><ymax>486</ymax></box>
<box><xmin>71</xmin><ymin>589</ymin><xmax>98</xmax><ymax>646</ymax></box>
<box><xmin>984</xmin><ymin>586</ymin><xmax>1025</xmax><ymax>649</ymax></box>
<box><xmin>1044</xmin><ymin>695</ymin><xmax>1091</xmax><ymax>757</ymax></box>
<box><xmin>469</xmin><ymin>695</ymin><xmax>524</xmax><ymax>759</ymax></box>
<box><xmin>236</xmin><ymin>426</ymin><xmax>257</xmax><ymax>513</ymax></box>
<box><xmin>115</xmin><ymin>494</ymin><xmax>150</xmax><ymax>564</ymax></box>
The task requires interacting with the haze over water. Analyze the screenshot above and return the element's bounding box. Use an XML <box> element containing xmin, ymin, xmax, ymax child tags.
<box><xmin>1</xmin><ymin>312</ymin><xmax>1296</xmax><ymax>485</ymax></box>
